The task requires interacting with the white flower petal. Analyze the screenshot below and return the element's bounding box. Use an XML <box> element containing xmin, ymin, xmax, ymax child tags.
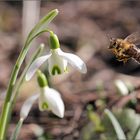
<box><xmin>25</xmin><ymin>54</ymin><xmax>51</xmax><ymax>81</ymax></box>
<box><xmin>48</xmin><ymin>49</ymin><xmax>67</xmax><ymax>75</ymax></box>
<box><xmin>58</xmin><ymin>49</ymin><xmax>87</xmax><ymax>73</ymax></box>
<box><xmin>20</xmin><ymin>94</ymin><xmax>39</xmax><ymax>120</ymax></box>
<box><xmin>39</xmin><ymin>90</ymin><xmax>49</xmax><ymax>111</ymax></box>
<box><xmin>115</xmin><ymin>80</ymin><xmax>129</xmax><ymax>96</ymax></box>
<box><xmin>39</xmin><ymin>87</ymin><xmax>64</xmax><ymax>118</ymax></box>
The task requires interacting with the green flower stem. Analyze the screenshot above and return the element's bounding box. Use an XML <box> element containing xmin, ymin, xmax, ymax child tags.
<box><xmin>0</xmin><ymin>36</ymin><xmax>46</xmax><ymax>140</ymax></box>
<box><xmin>104</xmin><ymin>109</ymin><xmax>126</xmax><ymax>140</ymax></box>
<box><xmin>0</xmin><ymin>43</ymin><xmax>35</xmax><ymax>140</ymax></box>
<box><xmin>0</xmin><ymin>9</ymin><xmax>58</xmax><ymax>140</ymax></box>
<box><xmin>10</xmin><ymin>118</ymin><xmax>24</xmax><ymax>140</ymax></box>
<box><xmin>11</xmin><ymin>44</ymin><xmax>44</xmax><ymax>103</ymax></box>
<box><xmin>132</xmin><ymin>123</ymin><xmax>140</xmax><ymax>140</ymax></box>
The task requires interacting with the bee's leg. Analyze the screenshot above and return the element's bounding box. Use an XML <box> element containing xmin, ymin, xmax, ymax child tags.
<box><xmin>112</xmin><ymin>49</ymin><xmax>118</xmax><ymax>55</ymax></box>
<box><xmin>117</xmin><ymin>57</ymin><xmax>127</xmax><ymax>63</ymax></box>
<box><xmin>122</xmin><ymin>55</ymin><xmax>131</xmax><ymax>63</ymax></box>
<box><xmin>123</xmin><ymin>58</ymin><xmax>128</xmax><ymax>63</ymax></box>
<box><xmin>116</xmin><ymin>55</ymin><xmax>123</xmax><ymax>62</ymax></box>
<box><xmin>117</xmin><ymin>54</ymin><xmax>130</xmax><ymax>63</ymax></box>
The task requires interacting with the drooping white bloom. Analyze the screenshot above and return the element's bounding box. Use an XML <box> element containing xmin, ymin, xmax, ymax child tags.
<box><xmin>20</xmin><ymin>94</ymin><xmax>39</xmax><ymax>120</ymax></box>
<box><xmin>25</xmin><ymin>31</ymin><xmax>87</xmax><ymax>81</ymax></box>
<box><xmin>20</xmin><ymin>86</ymin><xmax>65</xmax><ymax>120</ymax></box>
<box><xmin>115</xmin><ymin>79</ymin><xmax>129</xmax><ymax>96</ymax></box>
<box><xmin>39</xmin><ymin>87</ymin><xmax>64</xmax><ymax>118</ymax></box>
<box><xmin>26</xmin><ymin>48</ymin><xmax>87</xmax><ymax>81</ymax></box>
<box><xmin>20</xmin><ymin>70</ymin><xmax>65</xmax><ymax>120</ymax></box>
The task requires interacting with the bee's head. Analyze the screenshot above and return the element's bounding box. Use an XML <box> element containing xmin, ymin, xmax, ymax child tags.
<box><xmin>108</xmin><ymin>38</ymin><xmax>117</xmax><ymax>49</ymax></box>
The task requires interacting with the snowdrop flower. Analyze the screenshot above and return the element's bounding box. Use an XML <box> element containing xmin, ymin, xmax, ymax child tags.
<box><xmin>20</xmin><ymin>70</ymin><xmax>65</xmax><ymax>120</ymax></box>
<box><xmin>25</xmin><ymin>31</ymin><xmax>87</xmax><ymax>81</ymax></box>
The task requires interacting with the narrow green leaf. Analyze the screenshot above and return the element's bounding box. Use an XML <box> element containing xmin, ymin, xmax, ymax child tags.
<box><xmin>11</xmin><ymin>43</ymin><xmax>44</xmax><ymax>102</ymax></box>
<box><xmin>0</xmin><ymin>9</ymin><xmax>58</xmax><ymax>140</ymax></box>
<box><xmin>132</xmin><ymin>123</ymin><xmax>140</xmax><ymax>140</ymax></box>
<box><xmin>26</xmin><ymin>9</ymin><xmax>58</xmax><ymax>46</ymax></box>
<box><xmin>10</xmin><ymin>118</ymin><xmax>23</xmax><ymax>140</ymax></box>
<box><xmin>104</xmin><ymin>109</ymin><xmax>126</xmax><ymax>140</ymax></box>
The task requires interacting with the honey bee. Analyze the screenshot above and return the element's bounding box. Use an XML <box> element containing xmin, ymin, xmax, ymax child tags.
<box><xmin>108</xmin><ymin>32</ymin><xmax>140</xmax><ymax>63</ymax></box>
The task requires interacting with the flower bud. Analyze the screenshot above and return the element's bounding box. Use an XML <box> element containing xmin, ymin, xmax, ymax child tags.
<box><xmin>37</xmin><ymin>70</ymin><xmax>48</xmax><ymax>88</ymax></box>
<box><xmin>49</xmin><ymin>31</ymin><xmax>60</xmax><ymax>49</ymax></box>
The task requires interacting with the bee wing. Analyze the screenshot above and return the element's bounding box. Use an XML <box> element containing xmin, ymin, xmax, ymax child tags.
<box><xmin>124</xmin><ymin>31</ymin><xmax>140</xmax><ymax>45</ymax></box>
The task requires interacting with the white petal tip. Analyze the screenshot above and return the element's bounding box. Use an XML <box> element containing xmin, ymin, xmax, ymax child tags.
<box><xmin>55</xmin><ymin>9</ymin><xmax>59</xmax><ymax>13</ymax></box>
<box><xmin>78</xmin><ymin>63</ymin><xmax>87</xmax><ymax>74</ymax></box>
<box><xmin>40</xmin><ymin>43</ymin><xmax>45</xmax><ymax>48</ymax></box>
<box><xmin>25</xmin><ymin>76</ymin><xmax>29</xmax><ymax>81</ymax></box>
<box><xmin>56</xmin><ymin>110</ymin><xmax>64</xmax><ymax>118</ymax></box>
<box><xmin>59</xmin><ymin>114</ymin><xmax>64</xmax><ymax>118</ymax></box>
<box><xmin>25</xmin><ymin>74</ymin><xmax>31</xmax><ymax>81</ymax></box>
<box><xmin>52</xmin><ymin>105</ymin><xmax>64</xmax><ymax>118</ymax></box>
<box><xmin>81</xmin><ymin>64</ymin><xmax>87</xmax><ymax>73</ymax></box>
<box><xmin>54</xmin><ymin>111</ymin><xmax>64</xmax><ymax>118</ymax></box>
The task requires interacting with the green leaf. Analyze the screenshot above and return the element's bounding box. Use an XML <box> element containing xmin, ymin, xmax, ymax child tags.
<box><xmin>25</xmin><ymin>9</ymin><xmax>58</xmax><ymax>47</ymax></box>
<box><xmin>113</xmin><ymin>109</ymin><xmax>140</xmax><ymax>139</ymax></box>
<box><xmin>87</xmin><ymin>105</ymin><xmax>104</xmax><ymax>133</ymax></box>
<box><xmin>0</xmin><ymin>9</ymin><xmax>58</xmax><ymax>140</ymax></box>
<box><xmin>10</xmin><ymin>118</ymin><xmax>23</xmax><ymax>140</ymax></box>
<box><xmin>132</xmin><ymin>124</ymin><xmax>140</xmax><ymax>140</ymax></box>
<box><xmin>104</xmin><ymin>109</ymin><xmax>126</xmax><ymax>140</ymax></box>
<box><xmin>88</xmin><ymin>111</ymin><xmax>104</xmax><ymax>132</ymax></box>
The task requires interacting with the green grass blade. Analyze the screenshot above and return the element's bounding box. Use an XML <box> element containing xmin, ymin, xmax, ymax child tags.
<box><xmin>0</xmin><ymin>9</ymin><xmax>58</xmax><ymax>140</ymax></box>
<box><xmin>26</xmin><ymin>9</ymin><xmax>58</xmax><ymax>46</ymax></box>
<box><xmin>132</xmin><ymin>123</ymin><xmax>140</xmax><ymax>140</ymax></box>
<box><xmin>10</xmin><ymin>118</ymin><xmax>23</xmax><ymax>140</ymax></box>
<box><xmin>104</xmin><ymin>109</ymin><xmax>126</xmax><ymax>140</ymax></box>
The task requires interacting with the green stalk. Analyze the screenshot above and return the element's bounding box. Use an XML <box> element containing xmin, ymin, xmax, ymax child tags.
<box><xmin>12</xmin><ymin>44</ymin><xmax>44</xmax><ymax>104</ymax></box>
<box><xmin>104</xmin><ymin>109</ymin><xmax>126</xmax><ymax>140</ymax></box>
<box><xmin>10</xmin><ymin>45</ymin><xmax>44</xmax><ymax>140</ymax></box>
<box><xmin>0</xmin><ymin>9</ymin><xmax>58</xmax><ymax>140</ymax></box>
<box><xmin>132</xmin><ymin>124</ymin><xmax>140</xmax><ymax>140</ymax></box>
<box><xmin>10</xmin><ymin>118</ymin><xmax>24</xmax><ymax>140</ymax></box>
<box><xmin>0</xmin><ymin>46</ymin><xmax>27</xmax><ymax>140</ymax></box>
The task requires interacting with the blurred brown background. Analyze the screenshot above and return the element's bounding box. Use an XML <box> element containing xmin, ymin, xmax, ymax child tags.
<box><xmin>0</xmin><ymin>1</ymin><xmax>140</xmax><ymax>140</ymax></box>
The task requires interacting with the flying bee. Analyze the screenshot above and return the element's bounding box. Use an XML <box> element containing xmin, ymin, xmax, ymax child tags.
<box><xmin>108</xmin><ymin>32</ymin><xmax>140</xmax><ymax>63</ymax></box>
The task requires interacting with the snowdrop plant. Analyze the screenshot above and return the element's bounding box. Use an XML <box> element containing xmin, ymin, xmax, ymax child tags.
<box><xmin>0</xmin><ymin>9</ymin><xmax>59</xmax><ymax>140</ymax></box>
<box><xmin>21</xmin><ymin>70</ymin><xmax>65</xmax><ymax>119</ymax></box>
<box><xmin>11</xmin><ymin>70</ymin><xmax>65</xmax><ymax>140</ymax></box>
<box><xmin>0</xmin><ymin>9</ymin><xmax>87</xmax><ymax>140</ymax></box>
<box><xmin>0</xmin><ymin>8</ymin><xmax>87</xmax><ymax>140</ymax></box>
<box><xmin>105</xmin><ymin>109</ymin><xmax>140</xmax><ymax>140</ymax></box>
<box><xmin>26</xmin><ymin>31</ymin><xmax>87</xmax><ymax>81</ymax></box>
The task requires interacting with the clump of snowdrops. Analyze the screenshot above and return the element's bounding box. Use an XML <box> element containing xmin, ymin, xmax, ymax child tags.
<box><xmin>0</xmin><ymin>9</ymin><xmax>87</xmax><ymax>140</ymax></box>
